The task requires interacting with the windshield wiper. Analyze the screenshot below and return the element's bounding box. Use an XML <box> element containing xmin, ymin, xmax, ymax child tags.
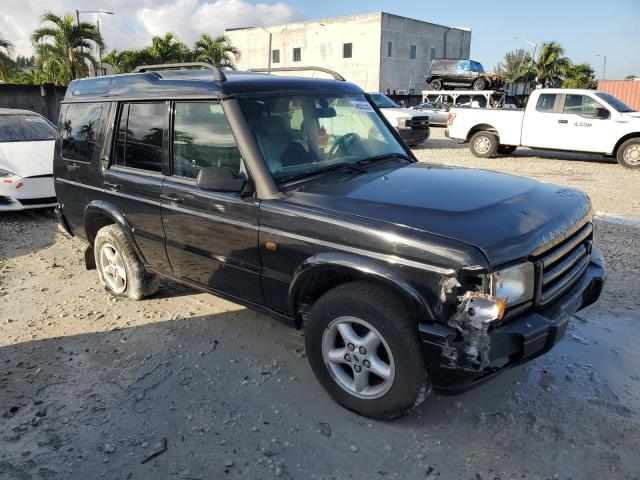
<box><xmin>356</xmin><ymin>153</ymin><xmax>413</xmax><ymax>166</ymax></box>
<box><xmin>280</xmin><ymin>162</ymin><xmax>365</xmax><ymax>184</ymax></box>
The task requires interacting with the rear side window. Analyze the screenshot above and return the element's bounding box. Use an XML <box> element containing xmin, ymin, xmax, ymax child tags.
<box><xmin>536</xmin><ymin>94</ymin><xmax>557</xmax><ymax>113</ymax></box>
<box><xmin>172</xmin><ymin>102</ymin><xmax>242</xmax><ymax>179</ymax></box>
<box><xmin>61</xmin><ymin>103</ymin><xmax>105</xmax><ymax>161</ymax></box>
<box><xmin>114</xmin><ymin>102</ymin><xmax>165</xmax><ymax>172</ymax></box>
<box><xmin>0</xmin><ymin>114</ymin><xmax>56</xmax><ymax>143</ymax></box>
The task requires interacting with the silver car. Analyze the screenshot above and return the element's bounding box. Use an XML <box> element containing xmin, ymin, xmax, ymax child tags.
<box><xmin>411</xmin><ymin>102</ymin><xmax>451</xmax><ymax>126</ymax></box>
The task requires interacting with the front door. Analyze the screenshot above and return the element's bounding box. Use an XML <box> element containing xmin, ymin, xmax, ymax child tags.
<box><xmin>161</xmin><ymin>101</ymin><xmax>263</xmax><ymax>305</ymax></box>
<box><xmin>553</xmin><ymin>93</ymin><xmax>613</xmax><ymax>153</ymax></box>
<box><xmin>103</xmin><ymin>101</ymin><xmax>170</xmax><ymax>272</ymax></box>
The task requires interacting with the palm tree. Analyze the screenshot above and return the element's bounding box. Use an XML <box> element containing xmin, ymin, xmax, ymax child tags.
<box><xmin>193</xmin><ymin>34</ymin><xmax>240</xmax><ymax>69</ymax></box>
<box><xmin>146</xmin><ymin>33</ymin><xmax>190</xmax><ymax>64</ymax></box>
<box><xmin>493</xmin><ymin>49</ymin><xmax>531</xmax><ymax>82</ymax></box>
<box><xmin>516</xmin><ymin>41</ymin><xmax>571</xmax><ymax>87</ymax></box>
<box><xmin>32</xmin><ymin>11</ymin><xmax>104</xmax><ymax>82</ymax></box>
<box><xmin>0</xmin><ymin>34</ymin><xmax>15</xmax><ymax>81</ymax></box>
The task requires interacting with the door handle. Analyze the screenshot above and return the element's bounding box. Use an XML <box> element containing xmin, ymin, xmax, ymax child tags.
<box><xmin>558</xmin><ymin>119</ymin><xmax>568</xmax><ymax>124</ymax></box>
<box><xmin>160</xmin><ymin>194</ymin><xmax>183</xmax><ymax>205</ymax></box>
<box><xmin>104</xmin><ymin>181</ymin><xmax>122</xmax><ymax>191</ymax></box>
<box><xmin>66</xmin><ymin>164</ymin><xmax>80</xmax><ymax>171</ymax></box>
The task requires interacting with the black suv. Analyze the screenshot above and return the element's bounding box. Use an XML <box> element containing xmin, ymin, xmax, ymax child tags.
<box><xmin>427</xmin><ymin>59</ymin><xmax>500</xmax><ymax>91</ymax></box>
<box><xmin>54</xmin><ymin>64</ymin><xmax>604</xmax><ymax>419</ymax></box>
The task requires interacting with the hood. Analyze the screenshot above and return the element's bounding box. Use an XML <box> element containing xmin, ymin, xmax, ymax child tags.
<box><xmin>379</xmin><ymin>107</ymin><xmax>427</xmax><ymax>119</ymax></box>
<box><xmin>285</xmin><ymin>163</ymin><xmax>592</xmax><ymax>266</ymax></box>
<box><xmin>0</xmin><ymin>140</ymin><xmax>55</xmax><ymax>177</ymax></box>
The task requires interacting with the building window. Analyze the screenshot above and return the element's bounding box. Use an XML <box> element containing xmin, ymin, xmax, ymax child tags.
<box><xmin>410</xmin><ymin>45</ymin><xmax>417</xmax><ymax>60</ymax></box>
<box><xmin>293</xmin><ymin>47</ymin><xmax>301</xmax><ymax>62</ymax></box>
<box><xmin>343</xmin><ymin>43</ymin><xmax>352</xmax><ymax>58</ymax></box>
<box><xmin>430</xmin><ymin>47</ymin><xmax>436</xmax><ymax>60</ymax></box>
<box><xmin>272</xmin><ymin>49</ymin><xmax>280</xmax><ymax>64</ymax></box>
<box><xmin>387</xmin><ymin>41</ymin><xmax>392</xmax><ymax>57</ymax></box>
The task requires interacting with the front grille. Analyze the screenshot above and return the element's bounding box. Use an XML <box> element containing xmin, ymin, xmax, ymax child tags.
<box><xmin>536</xmin><ymin>222</ymin><xmax>593</xmax><ymax>307</ymax></box>
<box><xmin>19</xmin><ymin>196</ymin><xmax>57</xmax><ymax>206</ymax></box>
<box><xmin>409</xmin><ymin>116</ymin><xmax>429</xmax><ymax>130</ymax></box>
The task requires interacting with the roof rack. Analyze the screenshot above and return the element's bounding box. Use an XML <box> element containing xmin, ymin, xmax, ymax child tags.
<box><xmin>249</xmin><ymin>66</ymin><xmax>345</xmax><ymax>81</ymax></box>
<box><xmin>133</xmin><ymin>62</ymin><xmax>226</xmax><ymax>82</ymax></box>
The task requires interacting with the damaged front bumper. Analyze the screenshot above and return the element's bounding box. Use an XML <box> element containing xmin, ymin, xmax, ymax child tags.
<box><xmin>420</xmin><ymin>248</ymin><xmax>605</xmax><ymax>392</ymax></box>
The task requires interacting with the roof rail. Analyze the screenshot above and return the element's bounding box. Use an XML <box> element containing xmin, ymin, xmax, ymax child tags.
<box><xmin>249</xmin><ymin>66</ymin><xmax>345</xmax><ymax>81</ymax></box>
<box><xmin>133</xmin><ymin>62</ymin><xmax>226</xmax><ymax>82</ymax></box>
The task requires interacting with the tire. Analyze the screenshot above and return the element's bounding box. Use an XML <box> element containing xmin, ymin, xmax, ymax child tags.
<box><xmin>472</xmin><ymin>78</ymin><xmax>487</xmax><ymax>90</ymax></box>
<box><xmin>94</xmin><ymin>224</ymin><xmax>159</xmax><ymax>300</ymax></box>
<box><xmin>305</xmin><ymin>281</ymin><xmax>429</xmax><ymax>420</ymax></box>
<box><xmin>497</xmin><ymin>145</ymin><xmax>517</xmax><ymax>155</ymax></box>
<box><xmin>469</xmin><ymin>131</ymin><xmax>499</xmax><ymax>158</ymax></box>
<box><xmin>616</xmin><ymin>138</ymin><xmax>640</xmax><ymax>169</ymax></box>
<box><xmin>430</xmin><ymin>79</ymin><xmax>443</xmax><ymax>90</ymax></box>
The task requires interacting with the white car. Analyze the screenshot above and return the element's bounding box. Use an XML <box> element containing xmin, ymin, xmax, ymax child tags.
<box><xmin>368</xmin><ymin>93</ymin><xmax>430</xmax><ymax>146</ymax></box>
<box><xmin>446</xmin><ymin>88</ymin><xmax>640</xmax><ymax>168</ymax></box>
<box><xmin>0</xmin><ymin>108</ymin><xmax>57</xmax><ymax>210</ymax></box>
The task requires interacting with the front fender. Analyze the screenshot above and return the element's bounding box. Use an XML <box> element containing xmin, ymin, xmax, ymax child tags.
<box><xmin>288</xmin><ymin>252</ymin><xmax>436</xmax><ymax>324</ymax></box>
<box><xmin>83</xmin><ymin>200</ymin><xmax>147</xmax><ymax>264</ymax></box>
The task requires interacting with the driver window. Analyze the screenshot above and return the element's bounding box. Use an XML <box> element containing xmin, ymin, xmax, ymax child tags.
<box><xmin>563</xmin><ymin>95</ymin><xmax>605</xmax><ymax>118</ymax></box>
<box><xmin>172</xmin><ymin>102</ymin><xmax>242</xmax><ymax>179</ymax></box>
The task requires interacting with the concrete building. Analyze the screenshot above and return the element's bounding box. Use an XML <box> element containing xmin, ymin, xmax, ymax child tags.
<box><xmin>225</xmin><ymin>12</ymin><xmax>471</xmax><ymax>94</ymax></box>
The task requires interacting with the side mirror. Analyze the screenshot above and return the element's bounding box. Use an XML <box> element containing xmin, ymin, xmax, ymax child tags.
<box><xmin>593</xmin><ymin>107</ymin><xmax>610</xmax><ymax>120</ymax></box>
<box><xmin>196</xmin><ymin>166</ymin><xmax>245</xmax><ymax>193</ymax></box>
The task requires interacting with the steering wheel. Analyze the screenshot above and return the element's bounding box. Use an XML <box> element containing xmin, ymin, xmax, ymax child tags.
<box><xmin>329</xmin><ymin>132</ymin><xmax>361</xmax><ymax>156</ymax></box>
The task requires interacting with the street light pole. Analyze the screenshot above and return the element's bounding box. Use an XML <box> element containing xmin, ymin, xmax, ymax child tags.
<box><xmin>514</xmin><ymin>36</ymin><xmax>538</xmax><ymax>82</ymax></box>
<box><xmin>76</xmin><ymin>10</ymin><xmax>114</xmax><ymax>76</ymax></box>
<box><xmin>596</xmin><ymin>54</ymin><xmax>607</xmax><ymax>81</ymax></box>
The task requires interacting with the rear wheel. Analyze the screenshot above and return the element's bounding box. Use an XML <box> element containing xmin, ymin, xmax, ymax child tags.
<box><xmin>94</xmin><ymin>224</ymin><xmax>159</xmax><ymax>300</ymax></box>
<box><xmin>616</xmin><ymin>138</ymin><xmax>640</xmax><ymax>169</ymax></box>
<box><xmin>305</xmin><ymin>281</ymin><xmax>429</xmax><ymax>420</ymax></box>
<box><xmin>497</xmin><ymin>145</ymin><xmax>517</xmax><ymax>155</ymax></box>
<box><xmin>469</xmin><ymin>131</ymin><xmax>498</xmax><ymax>158</ymax></box>
<box><xmin>472</xmin><ymin>78</ymin><xmax>487</xmax><ymax>90</ymax></box>
<box><xmin>430</xmin><ymin>79</ymin><xmax>443</xmax><ymax>90</ymax></box>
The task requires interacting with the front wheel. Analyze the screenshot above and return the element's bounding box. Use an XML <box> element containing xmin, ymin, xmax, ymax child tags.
<box><xmin>469</xmin><ymin>131</ymin><xmax>498</xmax><ymax>158</ymax></box>
<box><xmin>430</xmin><ymin>79</ymin><xmax>443</xmax><ymax>90</ymax></box>
<box><xmin>616</xmin><ymin>138</ymin><xmax>640</xmax><ymax>169</ymax></box>
<box><xmin>472</xmin><ymin>78</ymin><xmax>487</xmax><ymax>90</ymax></box>
<box><xmin>305</xmin><ymin>281</ymin><xmax>429</xmax><ymax>420</ymax></box>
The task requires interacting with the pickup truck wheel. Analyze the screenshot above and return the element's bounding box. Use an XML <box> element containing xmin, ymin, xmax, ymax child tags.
<box><xmin>497</xmin><ymin>145</ymin><xmax>517</xmax><ymax>155</ymax></box>
<box><xmin>305</xmin><ymin>281</ymin><xmax>429</xmax><ymax>420</ymax></box>
<box><xmin>617</xmin><ymin>138</ymin><xmax>640</xmax><ymax>169</ymax></box>
<box><xmin>430</xmin><ymin>79</ymin><xmax>443</xmax><ymax>90</ymax></box>
<box><xmin>94</xmin><ymin>224</ymin><xmax>159</xmax><ymax>300</ymax></box>
<box><xmin>472</xmin><ymin>78</ymin><xmax>487</xmax><ymax>90</ymax></box>
<box><xmin>470</xmin><ymin>131</ymin><xmax>498</xmax><ymax>158</ymax></box>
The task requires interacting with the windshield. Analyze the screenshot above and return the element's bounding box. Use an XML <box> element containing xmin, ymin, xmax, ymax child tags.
<box><xmin>368</xmin><ymin>93</ymin><xmax>399</xmax><ymax>109</ymax></box>
<box><xmin>470</xmin><ymin>61</ymin><xmax>484</xmax><ymax>73</ymax></box>
<box><xmin>595</xmin><ymin>92</ymin><xmax>635</xmax><ymax>113</ymax></box>
<box><xmin>239</xmin><ymin>93</ymin><xmax>407</xmax><ymax>184</ymax></box>
<box><xmin>0</xmin><ymin>114</ymin><xmax>56</xmax><ymax>142</ymax></box>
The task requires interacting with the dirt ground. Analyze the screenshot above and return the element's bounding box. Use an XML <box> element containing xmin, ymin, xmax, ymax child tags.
<box><xmin>1</xmin><ymin>145</ymin><xmax>640</xmax><ymax>479</ymax></box>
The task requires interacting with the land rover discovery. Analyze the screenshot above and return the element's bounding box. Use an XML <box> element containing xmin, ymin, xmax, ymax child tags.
<box><xmin>54</xmin><ymin>64</ymin><xmax>604</xmax><ymax>419</ymax></box>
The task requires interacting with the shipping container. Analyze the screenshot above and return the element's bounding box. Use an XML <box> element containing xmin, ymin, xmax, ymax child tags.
<box><xmin>597</xmin><ymin>80</ymin><xmax>640</xmax><ymax>111</ymax></box>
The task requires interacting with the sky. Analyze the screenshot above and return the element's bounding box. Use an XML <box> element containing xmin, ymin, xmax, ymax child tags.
<box><xmin>1</xmin><ymin>0</ymin><xmax>638</xmax><ymax>79</ymax></box>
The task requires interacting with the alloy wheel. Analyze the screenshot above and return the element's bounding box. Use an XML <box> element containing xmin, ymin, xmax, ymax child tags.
<box><xmin>99</xmin><ymin>242</ymin><xmax>127</xmax><ymax>294</ymax></box>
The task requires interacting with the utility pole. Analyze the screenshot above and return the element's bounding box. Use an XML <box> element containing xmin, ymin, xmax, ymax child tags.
<box><xmin>75</xmin><ymin>10</ymin><xmax>114</xmax><ymax>77</ymax></box>
<box><xmin>258</xmin><ymin>27</ymin><xmax>272</xmax><ymax>74</ymax></box>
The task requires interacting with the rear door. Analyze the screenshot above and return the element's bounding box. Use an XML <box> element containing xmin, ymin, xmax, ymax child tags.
<box><xmin>103</xmin><ymin>101</ymin><xmax>171</xmax><ymax>272</ymax></box>
<box><xmin>520</xmin><ymin>93</ymin><xmax>565</xmax><ymax>149</ymax></box>
<box><xmin>161</xmin><ymin>100</ymin><xmax>263</xmax><ymax>304</ymax></box>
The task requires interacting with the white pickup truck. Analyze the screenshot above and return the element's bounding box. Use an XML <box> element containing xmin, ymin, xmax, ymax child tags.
<box><xmin>446</xmin><ymin>88</ymin><xmax>640</xmax><ymax>168</ymax></box>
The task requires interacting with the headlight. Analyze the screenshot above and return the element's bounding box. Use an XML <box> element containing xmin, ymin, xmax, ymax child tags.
<box><xmin>398</xmin><ymin>118</ymin><xmax>411</xmax><ymax>128</ymax></box>
<box><xmin>488</xmin><ymin>262</ymin><xmax>535</xmax><ymax>306</ymax></box>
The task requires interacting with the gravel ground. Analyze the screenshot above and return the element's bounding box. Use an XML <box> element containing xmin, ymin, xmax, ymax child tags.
<box><xmin>1</xmin><ymin>206</ymin><xmax>639</xmax><ymax>479</ymax></box>
<box><xmin>415</xmin><ymin>128</ymin><xmax>640</xmax><ymax>220</ymax></box>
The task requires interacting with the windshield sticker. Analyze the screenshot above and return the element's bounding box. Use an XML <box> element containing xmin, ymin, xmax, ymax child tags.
<box><xmin>351</xmin><ymin>101</ymin><xmax>374</xmax><ymax>113</ymax></box>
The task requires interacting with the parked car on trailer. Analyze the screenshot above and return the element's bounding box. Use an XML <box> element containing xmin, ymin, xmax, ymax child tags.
<box><xmin>54</xmin><ymin>64</ymin><xmax>604</xmax><ymax>419</ymax></box>
<box><xmin>410</xmin><ymin>102</ymin><xmax>451</xmax><ymax>126</ymax></box>
<box><xmin>446</xmin><ymin>88</ymin><xmax>640</xmax><ymax>168</ymax></box>
<box><xmin>426</xmin><ymin>59</ymin><xmax>501</xmax><ymax>91</ymax></box>
<box><xmin>0</xmin><ymin>108</ymin><xmax>57</xmax><ymax>211</ymax></box>
<box><xmin>368</xmin><ymin>92</ymin><xmax>430</xmax><ymax>146</ymax></box>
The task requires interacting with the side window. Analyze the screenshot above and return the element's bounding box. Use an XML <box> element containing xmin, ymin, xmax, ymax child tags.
<box><xmin>272</xmin><ymin>49</ymin><xmax>280</xmax><ymax>64</ymax></box>
<box><xmin>61</xmin><ymin>103</ymin><xmax>105</xmax><ymax>162</ymax></box>
<box><xmin>536</xmin><ymin>94</ymin><xmax>557</xmax><ymax>113</ymax></box>
<box><xmin>293</xmin><ymin>47</ymin><xmax>301</xmax><ymax>62</ymax></box>
<box><xmin>172</xmin><ymin>102</ymin><xmax>242</xmax><ymax>180</ymax></box>
<box><xmin>114</xmin><ymin>102</ymin><xmax>165</xmax><ymax>172</ymax></box>
<box><xmin>563</xmin><ymin>95</ymin><xmax>603</xmax><ymax>118</ymax></box>
<box><xmin>409</xmin><ymin>45</ymin><xmax>417</xmax><ymax>60</ymax></box>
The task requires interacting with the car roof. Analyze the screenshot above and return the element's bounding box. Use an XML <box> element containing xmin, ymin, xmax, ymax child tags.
<box><xmin>0</xmin><ymin>108</ymin><xmax>41</xmax><ymax>116</ymax></box>
<box><xmin>63</xmin><ymin>69</ymin><xmax>363</xmax><ymax>103</ymax></box>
